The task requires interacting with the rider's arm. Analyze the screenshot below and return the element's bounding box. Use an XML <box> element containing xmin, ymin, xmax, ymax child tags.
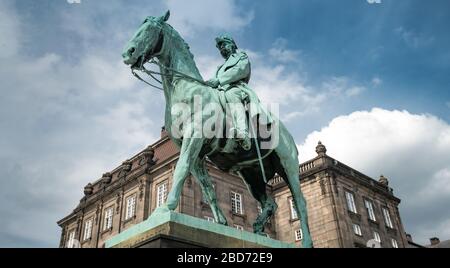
<box><xmin>218</xmin><ymin>53</ymin><xmax>250</xmax><ymax>86</ymax></box>
<box><xmin>205</xmin><ymin>66</ymin><xmax>221</xmax><ymax>88</ymax></box>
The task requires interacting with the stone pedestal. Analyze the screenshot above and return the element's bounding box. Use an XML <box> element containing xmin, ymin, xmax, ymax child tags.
<box><xmin>105</xmin><ymin>209</ymin><xmax>295</xmax><ymax>248</ymax></box>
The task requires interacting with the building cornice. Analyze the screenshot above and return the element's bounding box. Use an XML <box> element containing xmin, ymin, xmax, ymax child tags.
<box><xmin>57</xmin><ymin>138</ymin><xmax>401</xmax><ymax>226</ymax></box>
<box><xmin>270</xmin><ymin>155</ymin><xmax>401</xmax><ymax>203</ymax></box>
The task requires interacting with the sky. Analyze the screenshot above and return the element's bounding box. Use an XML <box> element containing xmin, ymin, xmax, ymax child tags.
<box><xmin>0</xmin><ymin>0</ymin><xmax>449</xmax><ymax>247</ymax></box>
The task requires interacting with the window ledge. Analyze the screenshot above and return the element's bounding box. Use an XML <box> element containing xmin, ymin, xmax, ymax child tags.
<box><xmin>101</xmin><ymin>227</ymin><xmax>113</xmax><ymax>235</ymax></box>
<box><xmin>386</xmin><ymin>226</ymin><xmax>397</xmax><ymax>235</ymax></box>
<box><xmin>82</xmin><ymin>237</ymin><xmax>92</xmax><ymax>243</ymax></box>
<box><xmin>354</xmin><ymin>242</ymin><xmax>367</xmax><ymax>248</ymax></box>
<box><xmin>231</xmin><ymin>212</ymin><xmax>246</xmax><ymax>220</ymax></box>
<box><xmin>348</xmin><ymin>211</ymin><xmax>361</xmax><ymax>221</ymax></box>
<box><xmin>368</xmin><ymin>219</ymin><xmax>379</xmax><ymax>226</ymax></box>
<box><xmin>123</xmin><ymin>215</ymin><xmax>136</xmax><ymax>224</ymax></box>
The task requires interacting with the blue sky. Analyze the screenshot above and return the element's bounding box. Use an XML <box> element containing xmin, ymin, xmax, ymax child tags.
<box><xmin>0</xmin><ymin>0</ymin><xmax>449</xmax><ymax>247</ymax></box>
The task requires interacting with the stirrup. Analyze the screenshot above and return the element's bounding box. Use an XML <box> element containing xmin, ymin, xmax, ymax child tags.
<box><xmin>229</xmin><ymin>128</ymin><xmax>251</xmax><ymax>150</ymax></box>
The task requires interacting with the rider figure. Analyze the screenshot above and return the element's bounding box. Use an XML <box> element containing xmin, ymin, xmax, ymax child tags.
<box><xmin>207</xmin><ymin>34</ymin><xmax>272</xmax><ymax>151</ymax></box>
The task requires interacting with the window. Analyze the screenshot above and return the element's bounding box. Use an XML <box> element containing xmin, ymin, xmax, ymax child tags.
<box><xmin>391</xmin><ymin>238</ymin><xmax>399</xmax><ymax>248</ymax></box>
<box><xmin>157</xmin><ymin>182</ymin><xmax>168</xmax><ymax>208</ymax></box>
<box><xmin>373</xmin><ymin>231</ymin><xmax>381</xmax><ymax>243</ymax></box>
<box><xmin>382</xmin><ymin>207</ymin><xmax>394</xmax><ymax>229</ymax></box>
<box><xmin>353</xmin><ymin>224</ymin><xmax>362</xmax><ymax>236</ymax></box>
<box><xmin>125</xmin><ymin>195</ymin><xmax>136</xmax><ymax>220</ymax></box>
<box><xmin>231</xmin><ymin>192</ymin><xmax>243</xmax><ymax>214</ymax></box>
<box><xmin>83</xmin><ymin>218</ymin><xmax>93</xmax><ymax>241</ymax></box>
<box><xmin>364</xmin><ymin>199</ymin><xmax>376</xmax><ymax>221</ymax></box>
<box><xmin>289</xmin><ymin>198</ymin><xmax>298</xmax><ymax>220</ymax></box>
<box><xmin>67</xmin><ymin>230</ymin><xmax>76</xmax><ymax>248</ymax></box>
<box><xmin>103</xmin><ymin>207</ymin><xmax>114</xmax><ymax>230</ymax></box>
<box><xmin>234</xmin><ymin>224</ymin><xmax>244</xmax><ymax>231</ymax></box>
<box><xmin>204</xmin><ymin>216</ymin><xmax>215</xmax><ymax>223</ymax></box>
<box><xmin>295</xmin><ymin>229</ymin><xmax>303</xmax><ymax>241</ymax></box>
<box><xmin>345</xmin><ymin>191</ymin><xmax>357</xmax><ymax>213</ymax></box>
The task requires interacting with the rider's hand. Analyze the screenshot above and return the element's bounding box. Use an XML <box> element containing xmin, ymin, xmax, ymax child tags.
<box><xmin>206</xmin><ymin>78</ymin><xmax>220</xmax><ymax>88</ymax></box>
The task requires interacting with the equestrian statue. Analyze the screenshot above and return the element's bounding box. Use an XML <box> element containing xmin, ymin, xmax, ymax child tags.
<box><xmin>121</xmin><ymin>11</ymin><xmax>313</xmax><ymax>248</ymax></box>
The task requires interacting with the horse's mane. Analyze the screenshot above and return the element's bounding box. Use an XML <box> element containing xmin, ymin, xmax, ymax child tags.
<box><xmin>163</xmin><ymin>23</ymin><xmax>195</xmax><ymax>61</ymax></box>
<box><xmin>160</xmin><ymin>21</ymin><xmax>202</xmax><ymax>80</ymax></box>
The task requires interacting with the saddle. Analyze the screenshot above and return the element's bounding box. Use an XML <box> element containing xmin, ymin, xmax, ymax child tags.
<box><xmin>204</xmin><ymin>90</ymin><xmax>276</xmax><ymax>172</ymax></box>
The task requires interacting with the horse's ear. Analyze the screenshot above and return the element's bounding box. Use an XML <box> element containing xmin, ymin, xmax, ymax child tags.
<box><xmin>159</xmin><ymin>10</ymin><xmax>170</xmax><ymax>22</ymax></box>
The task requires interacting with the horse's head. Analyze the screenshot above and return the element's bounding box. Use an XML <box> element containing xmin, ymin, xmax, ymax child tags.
<box><xmin>122</xmin><ymin>11</ymin><xmax>170</xmax><ymax>68</ymax></box>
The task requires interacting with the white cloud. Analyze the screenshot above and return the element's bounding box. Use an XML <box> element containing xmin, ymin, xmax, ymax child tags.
<box><xmin>282</xmin><ymin>111</ymin><xmax>308</xmax><ymax>122</ymax></box>
<box><xmin>321</xmin><ymin>76</ymin><xmax>366</xmax><ymax>98</ymax></box>
<box><xmin>195</xmin><ymin>43</ymin><xmax>366</xmax><ymax>123</ymax></box>
<box><xmin>0</xmin><ymin>2</ymin><xmax>161</xmax><ymax>246</ymax></box>
<box><xmin>372</xmin><ymin>76</ymin><xmax>382</xmax><ymax>87</ymax></box>
<box><xmin>249</xmin><ymin>65</ymin><xmax>365</xmax><ymax>122</ymax></box>
<box><xmin>0</xmin><ymin>0</ymin><xmax>22</xmax><ymax>58</ymax></box>
<box><xmin>269</xmin><ymin>38</ymin><xmax>301</xmax><ymax>63</ymax></box>
<box><xmin>420</xmin><ymin>168</ymin><xmax>450</xmax><ymax>200</ymax></box>
<box><xmin>165</xmin><ymin>0</ymin><xmax>254</xmax><ymax>36</ymax></box>
<box><xmin>196</xmin><ymin>54</ymin><xmax>224</xmax><ymax>80</ymax></box>
<box><xmin>251</xmin><ymin>64</ymin><xmax>312</xmax><ymax>104</ymax></box>
<box><xmin>395</xmin><ymin>26</ymin><xmax>435</xmax><ymax>48</ymax></box>
<box><xmin>94</xmin><ymin>102</ymin><xmax>156</xmax><ymax>146</ymax></box>
<box><xmin>0</xmin><ymin>51</ymin><xmax>158</xmax><ymax>246</ymax></box>
<box><xmin>298</xmin><ymin>108</ymin><xmax>450</xmax><ymax>244</ymax></box>
<box><xmin>345</xmin><ymin>86</ymin><xmax>365</xmax><ymax>97</ymax></box>
<box><xmin>59</xmin><ymin>0</ymin><xmax>162</xmax><ymax>50</ymax></box>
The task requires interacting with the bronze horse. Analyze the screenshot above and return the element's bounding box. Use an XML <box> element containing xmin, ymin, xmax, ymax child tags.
<box><xmin>122</xmin><ymin>11</ymin><xmax>312</xmax><ymax>248</ymax></box>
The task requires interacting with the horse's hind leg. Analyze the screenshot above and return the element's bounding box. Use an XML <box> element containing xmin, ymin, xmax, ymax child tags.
<box><xmin>239</xmin><ymin>169</ymin><xmax>277</xmax><ymax>235</ymax></box>
<box><xmin>191</xmin><ymin>158</ymin><xmax>228</xmax><ymax>225</ymax></box>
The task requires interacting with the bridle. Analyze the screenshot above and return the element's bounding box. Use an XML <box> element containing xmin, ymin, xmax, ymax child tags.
<box><xmin>130</xmin><ymin>23</ymin><xmax>209</xmax><ymax>91</ymax></box>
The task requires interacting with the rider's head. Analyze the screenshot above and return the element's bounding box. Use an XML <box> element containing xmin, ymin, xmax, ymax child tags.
<box><xmin>216</xmin><ymin>34</ymin><xmax>237</xmax><ymax>59</ymax></box>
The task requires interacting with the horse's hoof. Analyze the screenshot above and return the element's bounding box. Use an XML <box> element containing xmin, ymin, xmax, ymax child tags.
<box><xmin>217</xmin><ymin>220</ymin><xmax>228</xmax><ymax>226</ymax></box>
<box><xmin>255</xmin><ymin>231</ymin><xmax>267</xmax><ymax>237</ymax></box>
<box><xmin>154</xmin><ymin>205</ymin><xmax>171</xmax><ymax>214</ymax></box>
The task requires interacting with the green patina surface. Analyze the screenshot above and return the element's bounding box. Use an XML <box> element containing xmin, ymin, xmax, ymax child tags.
<box><xmin>105</xmin><ymin>208</ymin><xmax>295</xmax><ymax>248</ymax></box>
<box><xmin>120</xmin><ymin>10</ymin><xmax>313</xmax><ymax>247</ymax></box>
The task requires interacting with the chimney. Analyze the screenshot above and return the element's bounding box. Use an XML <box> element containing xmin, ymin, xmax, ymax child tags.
<box><xmin>161</xmin><ymin>126</ymin><xmax>168</xmax><ymax>138</ymax></box>
<box><xmin>430</xmin><ymin>237</ymin><xmax>440</xmax><ymax>246</ymax></box>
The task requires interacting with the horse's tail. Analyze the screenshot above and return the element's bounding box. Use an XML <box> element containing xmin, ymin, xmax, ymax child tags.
<box><xmin>277</xmin><ymin>120</ymin><xmax>299</xmax><ymax>157</ymax></box>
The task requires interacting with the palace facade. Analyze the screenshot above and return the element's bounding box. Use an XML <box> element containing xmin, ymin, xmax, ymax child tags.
<box><xmin>58</xmin><ymin>128</ymin><xmax>409</xmax><ymax>248</ymax></box>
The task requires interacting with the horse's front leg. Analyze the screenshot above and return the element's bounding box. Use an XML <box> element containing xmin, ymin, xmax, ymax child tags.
<box><xmin>165</xmin><ymin>127</ymin><xmax>204</xmax><ymax>211</ymax></box>
<box><xmin>191</xmin><ymin>158</ymin><xmax>228</xmax><ymax>225</ymax></box>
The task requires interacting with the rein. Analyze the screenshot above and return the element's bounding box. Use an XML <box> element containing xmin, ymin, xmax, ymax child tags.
<box><xmin>131</xmin><ymin>59</ymin><xmax>209</xmax><ymax>91</ymax></box>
